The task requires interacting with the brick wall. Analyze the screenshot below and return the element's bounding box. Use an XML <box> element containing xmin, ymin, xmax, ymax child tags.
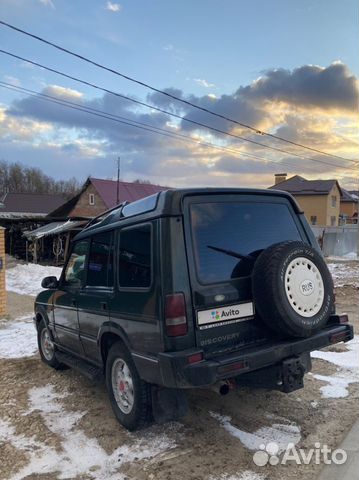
<box><xmin>70</xmin><ymin>183</ymin><xmax>107</xmax><ymax>218</ymax></box>
<box><xmin>0</xmin><ymin>227</ymin><xmax>6</xmax><ymax>315</ymax></box>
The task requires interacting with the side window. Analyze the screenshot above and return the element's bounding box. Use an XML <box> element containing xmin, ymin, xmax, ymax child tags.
<box><xmin>87</xmin><ymin>231</ymin><xmax>114</xmax><ymax>287</ymax></box>
<box><xmin>63</xmin><ymin>240</ymin><xmax>89</xmax><ymax>287</ymax></box>
<box><xmin>119</xmin><ymin>224</ymin><xmax>152</xmax><ymax>288</ymax></box>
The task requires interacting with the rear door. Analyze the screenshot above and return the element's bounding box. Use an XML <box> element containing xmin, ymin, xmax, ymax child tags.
<box><xmin>77</xmin><ymin>231</ymin><xmax>114</xmax><ymax>362</ymax></box>
<box><xmin>183</xmin><ymin>194</ymin><xmax>307</xmax><ymax>356</ymax></box>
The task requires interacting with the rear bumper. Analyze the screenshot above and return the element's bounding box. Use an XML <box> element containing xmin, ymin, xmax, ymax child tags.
<box><xmin>156</xmin><ymin>322</ymin><xmax>354</xmax><ymax>388</ymax></box>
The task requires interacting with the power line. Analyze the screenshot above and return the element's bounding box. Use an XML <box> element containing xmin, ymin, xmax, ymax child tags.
<box><xmin>1</xmin><ymin>19</ymin><xmax>357</xmax><ymax>166</ymax></box>
<box><xmin>0</xmin><ymin>81</ymin><xmax>329</xmax><ymax>174</ymax></box>
<box><xmin>0</xmin><ymin>49</ymin><xmax>357</xmax><ymax>173</ymax></box>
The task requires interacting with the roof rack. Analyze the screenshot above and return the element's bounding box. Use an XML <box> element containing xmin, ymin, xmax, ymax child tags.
<box><xmin>84</xmin><ymin>201</ymin><xmax>129</xmax><ymax>230</ymax></box>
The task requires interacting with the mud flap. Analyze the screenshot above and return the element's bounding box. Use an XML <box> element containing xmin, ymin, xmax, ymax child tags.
<box><xmin>151</xmin><ymin>386</ymin><xmax>188</xmax><ymax>423</ymax></box>
<box><xmin>281</xmin><ymin>357</ymin><xmax>305</xmax><ymax>393</ymax></box>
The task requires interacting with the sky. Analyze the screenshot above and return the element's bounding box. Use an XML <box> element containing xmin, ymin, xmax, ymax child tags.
<box><xmin>0</xmin><ymin>0</ymin><xmax>358</xmax><ymax>189</ymax></box>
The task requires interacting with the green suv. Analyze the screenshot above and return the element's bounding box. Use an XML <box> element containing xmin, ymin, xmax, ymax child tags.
<box><xmin>35</xmin><ymin>188</ymin><xmax>353</xmax><ymax>430</ymax></box>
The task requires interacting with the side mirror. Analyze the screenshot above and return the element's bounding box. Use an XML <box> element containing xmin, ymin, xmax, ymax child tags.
<box><xmin>41</xmin><ymin>276</ymin><xmax>59</xmax><ymax>289</ymax></box>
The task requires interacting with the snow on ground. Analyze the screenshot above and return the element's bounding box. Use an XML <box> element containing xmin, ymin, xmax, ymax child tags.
<box><xmin>6</xmin><ymin>263</ymin><xmax>62</xmax><ymax>296</ymax></box>
<box><xmin>0</xmin><ymin>315</ymin><xmax>37</xmax><ymax>358</ymax></box>
<box><xmin>209</xmin><ymin>472</ymin><xmax>266</xmax><ymax>480</ymax></box>
<box><xmin>311</xmin><ymin>335</ymin><xmax>359</xmax><ymax>398</ymax></box>
<box><xmin>327</xmin><ymin>261</ymin><xmax>359</xmax><ymax>288</ymax></box>
<box><xmin>209</xmin><ymin>412</ymin><xmax>300</xmax><ymax>454</ymax></box>
<box><xmin>0</xmin><ymin>384</ymin><xmax>177</xmax><ymax>480</ymax></box>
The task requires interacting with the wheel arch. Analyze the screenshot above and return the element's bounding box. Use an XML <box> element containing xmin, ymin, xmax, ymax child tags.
<box><xmin>99</xmin><ymin>324</ymin><xmax>132</xmax><ymax>370</ymax></box>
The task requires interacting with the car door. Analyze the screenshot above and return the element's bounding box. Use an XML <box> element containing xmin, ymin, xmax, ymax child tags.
<box><xmin>53</xmin><ymin>239</ymin><xmax>89</xmax><ymax>355</ymax></box>
<box><xmin>77</xmin><ymin>231</ymin><xmax>114</xmax><ymax>363</ymax></box>
<box><xmin>108</xmin><ymin>223</ymin><xmax>161</xmax><ymax>354</ymax></box>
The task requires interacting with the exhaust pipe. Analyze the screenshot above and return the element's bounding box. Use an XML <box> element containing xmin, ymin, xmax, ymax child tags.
<box><xmin>219</xmin><ymin>382</ymin><xmax>230</xmax><ymax>396</ymax></box>
<box><xmin>209</xmin><ymin>381</ymin><xmax>231</xmax><ymax>396</ymax></box>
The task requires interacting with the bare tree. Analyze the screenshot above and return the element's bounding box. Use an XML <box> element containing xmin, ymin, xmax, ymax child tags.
<box><xmin>0</xmin><ymin>160</ymin><xmax>81</xmax><ymax>198</ymax></box>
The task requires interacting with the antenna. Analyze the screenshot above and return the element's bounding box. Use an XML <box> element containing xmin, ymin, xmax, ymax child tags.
<box><xmin>116</xmin><ymin>156</ymin><xmax>120</xmax><ymax>205</ymax></box>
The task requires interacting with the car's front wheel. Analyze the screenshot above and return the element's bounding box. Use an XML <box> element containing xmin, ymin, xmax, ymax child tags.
<box><xmin>106</xmin><ymin>341</ymin><xmax>152</xmax><ymax>430</ymax></box>
<box><xmin>37</xmin><ymin>319</ymin><xmax>65</xmax><ymax>369</ymax></box>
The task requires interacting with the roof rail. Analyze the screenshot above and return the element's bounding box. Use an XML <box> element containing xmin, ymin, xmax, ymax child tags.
<box><xmin>84</xmin><ymin>201</ymin><xmax>129</xmax><ymax>230</ymax></box>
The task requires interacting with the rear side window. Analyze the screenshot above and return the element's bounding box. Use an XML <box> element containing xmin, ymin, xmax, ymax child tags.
<box><xmin>190</xmin><ymin>201</ymin><xmax>302</xmax><ymax>284</ymax></box>
<box><xmin>118</xmin><ymin>224</ymin><xmax>152</xmax><ymax>288</ymax></box>
<box><xmin>87</xmin><ymin>231</ymin><xmax>114</xmax><ymax>287</ymax></box>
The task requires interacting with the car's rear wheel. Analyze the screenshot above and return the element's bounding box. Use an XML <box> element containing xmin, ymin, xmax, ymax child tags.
<box><xmin>37</xmin><ymin>319</ymin><xmax>65</xmax><ymax>369</ymax></box>
<box><xmin>106</xmin><ymin>341</ymin><xmax>152</xmax><ymax>430</ymax></box>
<box><xmin>252</xmin><ymin>241</ymin><xmax>334</xmax><ymax>338</ymax></box>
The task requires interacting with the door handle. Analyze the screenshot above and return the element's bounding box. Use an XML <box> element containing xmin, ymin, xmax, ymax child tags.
<box><xmin>100</xmin><ymin>302</ymin><xmax>108</xmax><ymax>311</ymax></box>
<box><xmin>71</xmin><ymin>298</ymin><xmax>77</xmax><ymax>307</ymax></box>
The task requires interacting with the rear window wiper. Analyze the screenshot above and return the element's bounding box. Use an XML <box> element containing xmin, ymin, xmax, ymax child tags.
<box><xmin>207</xmin><ymin>245</ymin><xmax>255</xmax><ymax>261</ymax></box>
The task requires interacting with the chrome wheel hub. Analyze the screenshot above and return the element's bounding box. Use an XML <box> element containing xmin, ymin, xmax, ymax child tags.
<box><xmin>111</xmin><ymin>358</ymin><xmax>134</xmax><ymax>414</ymax></box>
<box><xmin>41</xmin><ymin>328</ymin><xmax>54</xmax><ymax>361</ymax></box>
<box><xmin>284</xmin><ymin>257</ymin><xmax>324</xmax><ymax>317</ymax></box>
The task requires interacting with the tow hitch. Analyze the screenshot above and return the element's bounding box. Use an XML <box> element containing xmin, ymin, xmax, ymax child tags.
<box><xmin>281</xmin><ymin>357</ymin><xmax>305</xmax><ymax>393</ymax></box>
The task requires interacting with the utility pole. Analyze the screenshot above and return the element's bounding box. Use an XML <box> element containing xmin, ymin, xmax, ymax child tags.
<box><xmin>116</xmin><ymin>156</ymin><xmax>120</xmax><ymax>205</ymax></box>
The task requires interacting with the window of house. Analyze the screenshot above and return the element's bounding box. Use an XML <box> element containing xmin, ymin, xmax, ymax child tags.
<box><xmin>331</xmin><ymin>216</ymin><xmax>336</xmax><ymax>226</ymax></box>
<box><xmin>63</xmin><ymin>240</ymin><xmax>89</xmax><ymax>287</ymax></box>
<box><xmin>331</xmin><ymin>195</ymin><xmax>337</xmax><ymax>207</ymax></box>
<box><xmin>89</xmin><ymin>193</ymin><xmax>95</xmax><ymax>206</ymax></box>
<box><xmin>87</xmin><ymin>232</ymin><xmax>114</xmax><ymax>287</ymax></box>
<box><xmin>118</xmin><ymin>224</ymin><xmax>152</xmax><ymax>288</ymax></box>
<box><xmin>310</xmin><ymin>215</ymin><xmax>317</xmax><ymax>225</ymax></box>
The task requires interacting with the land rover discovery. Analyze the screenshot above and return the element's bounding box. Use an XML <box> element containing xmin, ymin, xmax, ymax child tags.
<box><xmin>34</xmin><ymin>189</ymin><xmax>353</xmax><ymax>430</ymax></box>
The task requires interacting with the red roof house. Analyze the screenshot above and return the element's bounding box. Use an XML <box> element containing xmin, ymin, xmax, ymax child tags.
<box><xmin>49</xmin><ymin>177</ymin><xmax>169</xmax><ymax>219</ymax></box>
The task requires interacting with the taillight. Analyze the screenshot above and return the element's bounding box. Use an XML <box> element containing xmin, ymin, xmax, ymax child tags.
<box><xmin>187</xmin><ymin>352</ymin><xmax>203</xmax><ymax>364</ymax></box>
<box><xmin>165</xmin><ymin>293</ymin><xmax>188</xmax><ymax>337</ymax></box>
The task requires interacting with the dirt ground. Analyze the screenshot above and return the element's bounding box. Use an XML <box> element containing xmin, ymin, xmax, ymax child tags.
<box><xmin>0</xmin><ymin>278</ymin><xmax>358</xmax><ymax>480</ymax></box>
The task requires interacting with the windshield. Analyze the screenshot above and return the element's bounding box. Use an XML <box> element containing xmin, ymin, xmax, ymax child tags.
<box><xmin>190</xmin><ymin>200</ymin><xmax>303</xmax><ymax>284</ymax></box>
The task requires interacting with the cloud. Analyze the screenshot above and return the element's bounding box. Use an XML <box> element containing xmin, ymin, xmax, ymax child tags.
<box><xmin>44</xmin><ymin>85</ymin><xmax>84</xmax><ymax>100</ymax></box>
<box><xmin>39</xmin><ymin>0</ymin><xmax>55</xmax><ymax>8</ymax></box>
<box><xmin>240</xmin><ymin>63</ymin><xmax>358</xmax><ymax>113</ymax></box>
<box><xmin>194</xmin><ymin>78</ymin><xmax>216</xmax><ymax>88</ymax></box>
<box><xmin>105</xmin><ymin>1</ymin><xmax>121</xmax><ymax>12</ymax></box>
<box><xmin>3</xmin><ymin>76</ymin><xmax>21</xmax><ymax>87</ymax></box>
<box><xmin>1</xmin><ymin>62</ymin><xmax>358</xmax><ymax>188</ymax></box>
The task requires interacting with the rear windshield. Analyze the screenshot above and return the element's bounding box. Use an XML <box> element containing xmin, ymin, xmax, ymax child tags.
<box><xmin>190</xmin><ymin>201</ymin><xmax>302</xmax><ymax>284</ymax></box>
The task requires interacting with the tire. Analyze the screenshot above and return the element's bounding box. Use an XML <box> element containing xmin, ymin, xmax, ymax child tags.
<box><xmin>37</xmin><ymin>319</ymin><xmax>65</xmax><ymax>369</ymax></box>
<box><xmin>106</xmin><ymin>341</ymin><xmax>152</xmax><ymax>431</ymax></box>
<box><xmin>252</xmin><ymin>241</ymin><xmax>334</xmax><ymax>338</ymax></box>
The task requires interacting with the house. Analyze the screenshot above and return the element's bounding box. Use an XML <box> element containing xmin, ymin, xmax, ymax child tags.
<box><xmin>23</xmin><ymin>177</ymin><xmax>169</xmax><ymax>264</ymax></box>
<box><xmin>49</xmin><ymin>177</ymin><xmax>169</xmax><ymax>220</ymax></box>
<box><xmin>340</xmin><ymin>189</ymin><xmax>358</xmax><ymax>224</ymax></box>
<box><xmin>269</xmin><ymin>174</ymin><xmax>342</xmax><ymax>226</ymax></box>
<box><xmin>0</xmin><ymin>192</ymin><xmax>66</xmax><ymax>258</ymax></box>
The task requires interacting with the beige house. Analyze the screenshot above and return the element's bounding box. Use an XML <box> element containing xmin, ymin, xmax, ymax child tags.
<box><xmin>269</xmin><ymin>174</ymin><xmax>342</xmax><ymax>226</ymax></box>
<box><xmin>340</xmin><ymin>188</ymin><xmax>358</xmax><ymax>224</ymax></box>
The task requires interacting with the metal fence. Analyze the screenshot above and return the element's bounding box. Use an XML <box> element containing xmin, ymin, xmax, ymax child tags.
<box><xmin>311</xmin><ymin>225</ymin><xmax>358</xmax><ymax>258</ymax></box>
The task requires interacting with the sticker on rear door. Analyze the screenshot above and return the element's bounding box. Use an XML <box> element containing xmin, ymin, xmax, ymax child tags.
<box><xmin>197</xmin><ymin>302</ymin><xmax>254</xmax><ymax>326</ymax></box>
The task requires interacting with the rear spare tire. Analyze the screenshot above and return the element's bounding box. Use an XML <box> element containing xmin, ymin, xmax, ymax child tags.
<box><xmin>252</xmin><ymin>241</ymin><xmax>334</xmax><ymax>338</ymax></box>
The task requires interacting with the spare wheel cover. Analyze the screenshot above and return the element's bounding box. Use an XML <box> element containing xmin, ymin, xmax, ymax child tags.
<box><xmin>284</xmin><ymin>256</ymin><xmax>324</xmax><ymax>317</ymax></box>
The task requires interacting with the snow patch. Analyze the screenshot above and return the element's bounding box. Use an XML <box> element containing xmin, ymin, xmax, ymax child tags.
<box><xmin>6</xmin><ymin>263</ymin><xmax>62</xmax><ymax>296</ymax></box>
<box><xmin>327</xmin><ymin>261</ymin><xmax>359</xmax><ymax>288</ymax></box>
<box><xmin>311</xmin><ymin>335</ymin><xmax>359</xmax><ymax>398</ymax></box>
<box><xmin>1</xmin><ymin>384</ymin><xmax>177</xmax><ymax>480</ymax></box>
<box><xmin>209</xmin><ymin>471</ymin><xmax>266</xmax><ymax>480</ymax></box>
<box><xmin>210</xmin><ymin>412</ymin><xmax>300</xmax><ymax>454</ymax></box>
<box><xmin>0</xmin><ymin>315</ymin><xmax>37</xmax><ymax>358</ymax></box>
